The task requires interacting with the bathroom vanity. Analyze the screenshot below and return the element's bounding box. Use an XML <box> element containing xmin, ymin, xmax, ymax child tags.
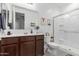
<box><xmin>0</xmin><ymin>4</ymin><xmax>44</xmax><ymax>56</ymax></box>
<box><xmin>0</xmin><ymin>34</ymin><xmax>44</xmax><ymax>56</ymax></box>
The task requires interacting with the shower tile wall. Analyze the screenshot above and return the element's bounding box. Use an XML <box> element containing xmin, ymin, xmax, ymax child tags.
<box><xmin>54</xmin><ymin>9</ymin><xmax>79</xmax><ymax>49</ymax></box>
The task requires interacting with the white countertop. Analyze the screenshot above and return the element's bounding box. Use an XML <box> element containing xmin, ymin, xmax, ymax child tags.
<box><xmin>48</xmin><ymin>42</ymin><xmax>79</xmax><ymax>56</ymax></box>
<box><xmin>0</xmin><ymin>33</ymin><xmax>44</xmax><ymax>38</ymax></box>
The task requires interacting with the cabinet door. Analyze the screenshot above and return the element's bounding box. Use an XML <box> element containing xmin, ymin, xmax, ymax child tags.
<box><xmin>20</xmin><ymin>41</ymin><xmax>35</xmax><ymax>56</ymax></box>
<box><xmin>36</xmin><ymin>39</ymin><xmax>44</xmax><ymax>56</ymax></box>
<box><xmin>1</xmin><ymin>44</ymin><xmax>18</xmax><ymax>56</ymax></box>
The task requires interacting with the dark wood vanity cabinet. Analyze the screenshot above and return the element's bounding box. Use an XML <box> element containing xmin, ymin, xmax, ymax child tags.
<box><xmin>36</xmin><ymin>35</ymin><xmax>44</xmax><ymax>56</ymax></box>
<box><xmin>0</xmin><ymin>37</ymin><xmax>19</xmax><ymax>56</ymax></box>
<box><xmin>1</xmin><ymin>44</ymin><xmax>18</xmax><ymax>56</ymax></box>
<box><xmin>0</xmin><ymin>35</ymin><xmax>44</xmax><ymax>56</ymax></box>
<box><xmin>20</xmin><ymin>36</ymin><xmax>35</xmax><ymax>56</ymax></box>
<box><xmin>20</xmin><ymin>40</ymin><xmax>35</xmax><ymax>56</ymax></box>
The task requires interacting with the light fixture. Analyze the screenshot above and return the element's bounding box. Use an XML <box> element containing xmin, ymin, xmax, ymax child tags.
<box><xmin>27</xmin><ymin>3</ymin><xmax>34</xmax><ymax>5</ymax></box>
<box><xmin>65</xmin><ymin>14</ymin><xmax>69</xmax><ymax>17</ymax></box>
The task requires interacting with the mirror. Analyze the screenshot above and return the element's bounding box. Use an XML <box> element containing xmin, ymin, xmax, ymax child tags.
<box><xmin>15</xmin><ymin>12</ymin><xmax>25</xmax><ymax>29</ymax></box>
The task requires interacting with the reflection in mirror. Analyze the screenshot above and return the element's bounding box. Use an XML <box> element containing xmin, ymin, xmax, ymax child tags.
<box><xmin>2</xmin><ymin>10</ymin><xmax>9</xmax><ymax>29</ymax></box>
<box><xmin>15</xmin><ymin>12</ymin><xmax>25</xmax><ymax>29</ymax></box>
<box><xmin>2</xmin><ymin>10</ymin><xmax>13</xmax><ymax>29</ymax></box>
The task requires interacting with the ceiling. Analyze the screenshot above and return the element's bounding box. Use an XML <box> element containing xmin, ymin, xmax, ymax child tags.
<box><xmin>35</xmin><ymin>3</ymin><xmax>71</xmax><ymax>18</ymax></box>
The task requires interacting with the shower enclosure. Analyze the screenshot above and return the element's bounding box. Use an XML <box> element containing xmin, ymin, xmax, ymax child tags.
<box><xmin>45</xmin><ymin>8</ymin><xmax>79</xmax><ymax>56</ymax></box>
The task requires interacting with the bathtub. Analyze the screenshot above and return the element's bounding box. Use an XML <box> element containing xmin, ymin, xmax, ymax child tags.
<box><xmin>44</xmin><ymin>42</ymin><xmax>79</xmax><ymax>56</ymax></box>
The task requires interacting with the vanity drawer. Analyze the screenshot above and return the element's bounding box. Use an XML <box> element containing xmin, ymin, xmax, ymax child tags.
<box><xmin>20</xmin><ymin>36</ymin><xmax>35</xmax><ymax>42</ymax></box>
<box><xmin>36</xmin><ymin>35</ymin><xmax>44</xmax><ymax>40</ymax></box>
<box><xmin>1</xmin><ymin>37</ymin><xmax>19</xmax><ymax>45</ymax></box>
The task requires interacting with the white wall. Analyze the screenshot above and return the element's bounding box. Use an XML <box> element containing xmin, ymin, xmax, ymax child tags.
<box><xmin>35</xmin><ymin>3</ymin><xmax>72</xmax><ymax>43</ymax></box>
<box><xmin>54</xmin><ymin>9</ymin><xmax>79</xmax><ymax>49</ymax></box>
<box><xmin>13</xmin><ymin>3</ymin><xmax>37</xmax><ymax>11</ymax></box>
<box><xmin>40</xmin><ymin>17</ymin><xmax>54</xmax><ymax>43</ymax></box>
<box><xmin>54</xmin><ymin>3</ymin><xmax>79</xmax><ymax>49</ymax></box>
<box><xmin>35</xmin><ymin>3</ymin><xmax>71</xmax><ymax>18</ymax></box>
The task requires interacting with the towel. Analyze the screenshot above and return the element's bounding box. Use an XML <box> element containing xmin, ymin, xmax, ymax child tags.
<box><xmin>0</xmin><ymin>13</ymin><xmax>5</xmax><ymax>30</ymax></box>
<box><xmin>0</xmin><ymin>14</ymin><xmax>3</xmax><ymax>29</ymax></box>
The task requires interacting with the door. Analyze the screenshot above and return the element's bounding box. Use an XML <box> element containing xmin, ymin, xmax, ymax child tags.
<box><xmin>1</xmin><ymin>44</ymin><xmax>18</xmax><ymax>56</ymax></box>
<box><xmin>20</xmin><ymin>41</ymin><xmax>35</xmax><ymax>56</ymax></box>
